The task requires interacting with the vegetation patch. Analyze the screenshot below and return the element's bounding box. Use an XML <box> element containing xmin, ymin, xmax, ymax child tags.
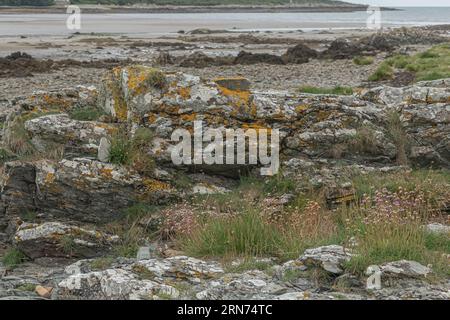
<box><xmin>353</xmin><ymin>56</ymin><xmax>374</xmax><ymax>66</ymax></box>
<box><xmin>2</xmin><ymin>117</ymin><xmax>36</xmax><ymax>157</ymax></box>
<box><xmin>108</xmin><ymin>127</ymin><xmax>155</xmax><ymax>176</ymax></box>
<box><xmin>298</xmin><ymin>85</ymin><xmax>353</xmax><ymax>96</ymax></box>
<box><xmin>91</xmin><ymin>257</ymin><xmax>115</xmax><ymax>270</ymax></box>
<box><xmin>368</xmin><ymin>63</ymin><xmax>394</xmax><ymax>81</ymax></box>
<box><xmin>69</xmin><ymin>106</ymin><xmax>106</xmax><ymax>121</ymax></box>
<box><xmin>386</xmin><ymin>110</ymin><xmax>409</xmax><ymax>165</ymax></box>
<box><xmin>107</xmin><ymin>203</ymin><xmax>161</xmax><ymax>258</ymax></box>
<box><xmin>172</xmin><ymin>169</ymin><xmax>449</xmax><ymax>278</ymax></box>
<box><xmin>2</xmin><ymin>248</ymin><xmax>27</xmax><ymax>268</ymax></box>
<box><xmin>369</xmin><ymin>43</ymin><xmax>450</xmax><ymax>82</ymax></box>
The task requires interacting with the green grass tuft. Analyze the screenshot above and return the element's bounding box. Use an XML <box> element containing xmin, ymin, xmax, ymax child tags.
<box><xmin>108</xmin><ymin>128</ymin><xmax>155</xmax><ymax>175</ymax></box>
<box><xmin>368</xmin><ymin>63</ymin><xmax>394</xmax><ymax>81</ymax></box>
<box><xmin>353</xmin><ymin>56</ymin><xmax>374</xmax><ymax>66</ymax></box>
<box><xmin>2</xmin><ymin>248</ymin><xmax>26</xmax><ymax>268</ymax></box>
<box><xmin>298</xmin><ymin>85</ymin><xmax>353</xmax><ymax>96</ymax></box>
<box><xmin>69</xmin><ymin>106</ymin><xmax>106</xmax><ymax>121</ymax></box>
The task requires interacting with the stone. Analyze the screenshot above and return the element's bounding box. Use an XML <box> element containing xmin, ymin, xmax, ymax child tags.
<box><xmin>282</xmin><ymin>43</ymin><xmax>318</xmax><ymax>64</ymax></box>
<box><xmin>35</xmin><ymin>285</ymin><xmax>53</xmax><ymax>299</ymax></box>
<box><xmin>424</xmin><ymin>223</ymin><xmax>450</xmax><ymax>235</ymax></box>
<box><xmin>380</xmin><ymin>260</ymin><xmax>432</xmax><ymax>278</ymax></box>
<box><xmin>274</xmin><ymin>292</ymin><xmax>306</xmax><ymax>300</ymax></box>
<box><xmin>136</xmin><ymin>247</ymin><xmax>152</xmax><ymax>261</ymax></box>
<box><xmin>133</xmin><ymin>256</ymin><xmax>224</xmax><ymax>280</ymax></box>
<box><xmin>24</xmin><ymin>113</ymin><xmax>116</xmax><ymax>158</ymax></box>
<box><xmin>14</xmin><ymin>221</ymin><xmax>119</xmax><ymax>259</ymax></box>
<box><xmin>213</xmin><ymin>77</ymin><xmax>251</xmax><ymax>91</ymax></box>
<box><xmin>163</xmin><ymin>249</ymin><xmax>186</xmax><ymax>258</ymax></box>
<box><xmin>1</xmin><ymin>158</ymin><xmax>176</xmax><ymax>224</ymax></box>
<box><xmin>58</xmin><ymin>268</ymin><xmax>179</xmax><ymax>300</ymax></box>
<box><xmin>275</xmin><ymin>260</ymin><xmax>307</xmax><ymax>280</ymax></box>
<box><xmin>233</xmin><ymin>51</ymin><xmax>285</xmax><ymax>65</ymax></box>
<box><xmin>192</xmin><ymin>184</ymin><xmax>229</xmax><ymax>195</ymax></box>
<box><xmin>321</xmin><ymin>39</ymin><xmax>365</xmax><ymax>59</ymax></box>
<box><xmin>97</xmin><ymin>137</ymin><xmax>111</xmax><ymax>163</ymax></box>
<box><xmin>95</xmin><ymin>67</ymin><xmax>449</xmax><ymax>170</ymax></box>
<box><xmin>299</xmin><ymin>245</ymin><xmax>354</xmax><ymax>275</ymax></box>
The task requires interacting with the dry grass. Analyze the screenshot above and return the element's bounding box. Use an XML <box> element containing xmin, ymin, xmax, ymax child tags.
<box><xmin>2</xmin><ymin>117</ymin><xmax>35</xmax><ymax>157</ymax></box>
<box><xmin>173</xmin><ymin>169</ymin><xmax>449</xmax><ymax>277</ymax></box>
<box><xmin>386</xmin><ymin>110</ymin><xmax>409</xmax><ymax>165</ymax></box>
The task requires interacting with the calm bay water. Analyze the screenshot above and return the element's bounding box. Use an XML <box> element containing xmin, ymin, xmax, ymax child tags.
<box><xmin>0</xmin><ymin>7</ymin><xmax>449</xmax><ymax>36</ymax></box>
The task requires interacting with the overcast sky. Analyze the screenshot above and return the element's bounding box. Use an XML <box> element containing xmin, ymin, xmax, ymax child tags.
<box><xmin>346</xmin><ymin>0</ymin><xmax>450</xmax><ymax>6</ymax></box>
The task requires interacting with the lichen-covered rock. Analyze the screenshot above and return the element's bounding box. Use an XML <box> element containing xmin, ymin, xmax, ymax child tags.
<box><xmin>57</xmin><ymin>256</ymin><xmax>224</xmax><ymax>300</ymax></box>
<box><xmin>0</xmin><ymin>158</ymin><xmax>176</xmax><ymax>224</ymax></box>
<box><xmin>133</xmin><ymin>256</ymin><xmax>224</xmax><ymax>280</ymax></box>
<box><xmin>14</xmin><ymin>222</ymin><xmax>119</xmax><ymax>259</ymax></box>
<box><xmin>359</xmin><ymin>82</ymin><xmax>450</xmax><ymax>167</ymax></box>
<box><xmin>380</xmin><ymin>260</ymin><xmax>432</xmax><ymax>278</ymax></box>
<box><xmin>6</xmin><ymin>254</ymin><xmax>446</xmax><ymax>301</ymax></box>
<box><xmin>299</xmin><ymin>245</ymin><xmax>354</xmax><ymax>275</ymax></box>
<box><xmin>4</xmin><ymin>86</ymin><xmax>98</xmax><ymax>121</ymax></box>
<box><xmin>424</xmin><ymin>223</ymin><xmax>450</xmax><ymax>235</ymax></box>
<box><xmin>96</xmin><ymin>68</ymin><xmax>450</xmax><ymax>169</ymax></box>
<box><xmin>58</xmin><ymin>268</ymin><xmax>179</xmax><ymax>300</ymax></box>
<box><xmin>24</xmin><ymin>114</ymin><xmax>116</xmax><ymax>158</ymax></box>
<box><xmin>364</xmin><ymin>260</ymin><xmax>448</xmax><ymax>300</ymax></box>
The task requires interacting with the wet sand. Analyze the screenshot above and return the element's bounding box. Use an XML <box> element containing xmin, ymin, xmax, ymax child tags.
<box><xmin>0</xmin><ymin>13</ymin><xmax>376</xmax><ymax>37</ymax></box>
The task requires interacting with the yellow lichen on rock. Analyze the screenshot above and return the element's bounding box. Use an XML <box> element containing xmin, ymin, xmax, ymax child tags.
<box><xmin>177</xmin><ymin>87</ymin><xmax>192</xmax><ymax>100</ymax></box>
<box><xmin>142</xmin><ymin>178</ymin><xmax>171</xmax><ymax>193</ymax></box>
<box><xmin>126</xmin><ymin>66</ymin><xmax>166</xmax><ymax>96</ymax></box>
<box><xmin>180</xmin><ymin>113</ymin><xmax>197</xmax><ymax>122</ymax></box>
<box><xmin>217</xmin><ymin>84</ymin><xmax>256</xmax><ymax>118</ymax></box>
<box><xmin>295</xmin><ymin>104</ymin><xmax>310</xmax><ymax>113</ymax></box>
<box><xmin>44</xmin><ymin>172</ymin><xmax>55</xmax><ymax>185</ymax></box>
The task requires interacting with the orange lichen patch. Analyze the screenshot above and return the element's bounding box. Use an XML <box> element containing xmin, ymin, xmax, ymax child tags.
<box><xmin>162</xmin><ymin>105</ymin><xmax>181</xmax><ymax>115</ymax></box>
<box><xmin>352</xmin><ymin>87</ymin><xmax>364</xmax><ymax>95</ymax></box>
<box><xmin>111</xmin><ymin>81</ymin><xmax>128</xmax><ymax>122</ymax></box>
<box><xmin>126</xmin><ymin>66</ymin><xmax>166</xmax><ymax>96</ymax></box>
<box><xmin>95</xmin><ymin>123</ymin><xmax>117</xmax><ymax>135</ymax></box>
<box><xmin>177</xmin><ymin>87</ymin><xmax>192</xmax><ymax>100</ymax></box>
<box><xmin>180</xmin><ymin>113</ymin><xmax>197</xmax><ymax>122</ymax></box>
<box><xmin>242</xmin><ymin>122</ymin><xmax>273</xmax><ymax>134</ymax></box>
<box><xmin>20</xmin><ymin>106</ymin><xmax>61</xmax><ymax>121</ymax></box>
<box><xmin>142</xmin><ymin>178</ymin><xmax>171</xmax><ymax>193</ymax></box>
<box><xmin>147</xmin><ymin>113</ymin><xmax>157</xmax><ymax>124</ymax></box>
<box><xmin>126</xmin><ymin>66</ymin><xmax>152</xmax><ymax>95</ymax></box>
<box><xmin>217</xmin><ymin>85</ymin><xmax>251</xmax><ymax>108</ymax></box>
<box><xmin>44</xmin><ymin>172</ymin><xmax>55</xmax><ymax>184</ymax></box>
<box><xmin>295</xmin><ymin>104</ymin><xmax>310</xmax><ymax>113</ymax></box>
<box><xmin>42</xmin><ymin>94</ymin><xmax>71</xmax><ymax>110</ymax></box>
<box><xmin>202</xmin><ymin>113</ymin><xmax>229</xmax><ymax>127</ymax></box>
<box><xmin>315</xmin><ymin>110</ymin><xmax>332</xmax><ymax>122</ymax></box>
<box><xmin>112</xmin><ymin>66</ymin><xmax>122</xmax><ymax>78</ymax></box>
<box><xmin>99</xmin><ymin>168</ymin><xmax>113</xmax><ymax>178</ymax></box>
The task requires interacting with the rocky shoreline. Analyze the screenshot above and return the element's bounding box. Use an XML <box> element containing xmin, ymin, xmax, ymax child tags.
<box><xmin>0</xmin><ymin>25</ymin><xmax>449</xmax><ymax>300</ymax></box>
